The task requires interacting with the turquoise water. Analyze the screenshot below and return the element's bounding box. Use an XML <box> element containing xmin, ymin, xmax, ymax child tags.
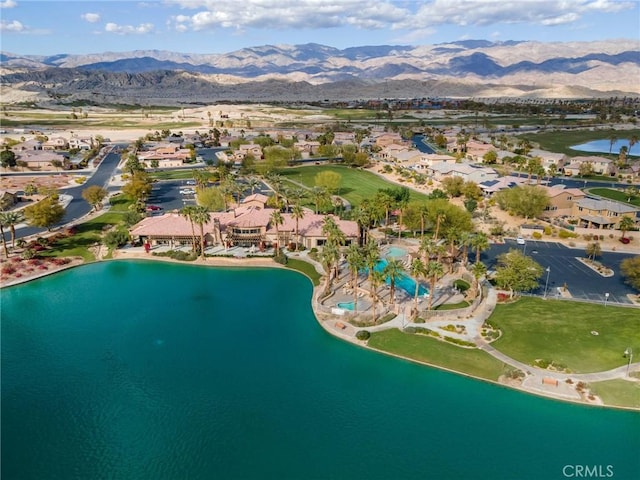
<box><xmin>375</xmin><ymin>258</ymin><xmax>429</xmax><ymax>297</ymax></box>
<box><xmin>570</xmin><ymin>138</ymin><xmax>639</xmax><ymax>156</ymax></box>
<box><xmin>2</xmin><ymin>261</ymin><xmax>639</xmax><ymax>480</ymax></box>
<box><xmin>336</xmin><ymin>300</ymin><xmax>367</xmax><ymax>311</ymax></box>
<box><xmin>385</xmin><ymin>246</ymin><xmax>408</xmax><ymax>258</ymax></box>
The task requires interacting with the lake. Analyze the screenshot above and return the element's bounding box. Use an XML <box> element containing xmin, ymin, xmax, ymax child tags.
<box><xmin>2</xmin><ymin>261</ymin><xmax>639</xmax><ymax>479</ymax></box>
<box><xmin>570</xmin><ymin>138</ymin><xmax>638</xmax><ymax>156</ymax></box>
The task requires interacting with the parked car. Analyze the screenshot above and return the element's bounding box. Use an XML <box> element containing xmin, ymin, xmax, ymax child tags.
<box><xmin>516</xmin><ymin>237</ymin><xmax>526</xmax><ymax>245</ymax></box>
<box><xmin>185</xmin><ymin>180</ymin><xmax>196</xmax><ymax>185</ymax></box>
<box><xmin>146</xmin><ymin>205</ymin><xmax>162</xmax><ymax>211</ymax></box>
<box><xmin>180</xmin><ymin>188</ymin><xmax>196</xmax><ymax>195</ymax></box>
<box><xmin>620</xmin><ymin>237</ymin><xmax>631</xmax><ymax>244</ymax></box>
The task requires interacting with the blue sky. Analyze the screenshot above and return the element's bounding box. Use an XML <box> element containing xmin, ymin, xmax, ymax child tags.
<box><xmin>1</xmin><ymin>0</ymin><xmax>639</xmax><ymax>55</ymax></box>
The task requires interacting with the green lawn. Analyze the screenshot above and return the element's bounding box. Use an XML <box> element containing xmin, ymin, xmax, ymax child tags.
<box><xmin>489</xmin><ymin>297</ymin><xmax>640</xmax><ymax>373</ymax></box>
<box><xmin>367</xmin><ymin>328</ymin><xmax>508</xmax><ymax>381</ymax></box>
<box><xmin>285</xmin><ymin>258</ymin><xmax>321</xmax><ymax>286</ymax></box>
<box><xmin>589</xmin><ymin>379</ymin><xmax>640</xmax><ymax>409</ymax></box>
<box><xmin>588</xmin><ymin>188</ymin><xmax>640</xmax><ymax>208</ymax></box>
<box><xmin>149</xmin><ymin>169</ymin><xmax>206</xmax><ymax>181</ymax></box>
<box><xmin>518</xmin><ymin>128</ymin><xmax>640</xmax><ymax>158</ymax></box>
<box><xmin>278</xmin><ymin>165</ymin><xmax>430</xmax><ymax>207</ymax></box>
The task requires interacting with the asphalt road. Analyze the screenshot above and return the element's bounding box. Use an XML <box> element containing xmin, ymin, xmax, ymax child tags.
<box><xmin>10</xmin><ymin>145</ymin><xmax>124</xmax><ymax>240</ymax></box>
<box><xmin>482</xmin><ymin>239</ymin><xmax>638</xmax><ymax>304</ymax></box>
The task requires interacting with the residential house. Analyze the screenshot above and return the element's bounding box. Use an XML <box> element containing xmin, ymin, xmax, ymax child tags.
<box><xmin>130</xmin><ymin>195</ymin><xmax>358</xmax><ymax>250</ymax></box>
<box><xmin>464</xmin><ymin>140</ymin><xmax>494</xmax><ymax>162</ymax></box>
<box><xmin>42</xmin><ymin>137</ymin><xmax>68</xmax><ymax>151</ymax></box>
<box><xmin>428</xmin><ymin>162</ymin><xmax>499</xmax><ymax>184</ymax></box>
<box><xmin>137</xmin><ymin>144</ymin><xmax>192</xmax><ymax>168</ymax></box>
<box><xmin>528</xmin><ymin>148</ymin><xmax>567</xmax><ymax>173</ymax></box>
<box><xmin>16</xmin><ymin>150</ymin><xmax>67</xmax><ymax>169</ymax></box>
<box><xmin>294</xmin><ymin>140</ymin><xmax>321</xmax><ymax>155</ymax></box>
<box><xmin>12</xmin><ymin>139</ymin><xmax>42</xmax><ymax>152</ymax></box>
<box><xmin>478</xmin><ymin>176</ymin><xmax>528</xmax><ymax>196</ymax></box>
<box><xmin>571</xmin><ymin>197</ymin><xmax>639</xmax><ymax>229</ymax></box>
<box><xmin>540</xmin><ymin>185</ymin><xmax>586</xmax><ymax>218</ymax></box>
<box><xmin>379</xmin><ymin>144</ymin><xmax>410</xmax><ymax>161</ymax></box>
<box><xmin>68</xmin><ymin>137</ymin><xmax>94</xmax><ymax>150</ymax></box>
<box><xmin>563</xmin><ymin>156</ymin><xmax>615</xmax><ymax>176</ymax></box>
<box><xmin>374</xmin><ymin>132</ymin><xmax>405</xmax><ymax>148</ymax></box>
<box><xmin>0</xmin><ymin>190</ymin><xmax>18</xmax><ymax>210</ymax></box>
<box><xmin>410</xmin><ymin>154</ymin><xmax>457</xmax><ymax>171</ymax></box>
<box><xmin>332</xmin><ymin>132</ymin><xmax>356</xmax><ymax>146</ymax></box>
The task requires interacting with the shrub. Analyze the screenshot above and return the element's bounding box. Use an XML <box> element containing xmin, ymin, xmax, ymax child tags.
<box><xmin>273</xmin><ymin>252</ymin><xmax>288</xmax><ymax>265</ymax></box>
<box><xmin>559</xmin><ymin>229</ymin><xmax>577</xmax><ymax>239</ymax></box>
<box><xmin>543</xmin><ymin>226</ymin><xmax>552</xmax><ymax>235</ymax></box>
<box><xmin>1</xmin><ymin>265</ymin><xmax>16</xmax><ymax>275</ymax></box>
<box><xmin>453</xmin><ymin>279</ymin><xmax>470</xmax><ymax>292</ymax></box>
<box><xmin>356</xmin><ymin>330</ymin><xmax>371</xmax><ymax>341</ymax></box>
<box><xmin>532</xmin><ymin>231</ymin><xmax>542</xmax><ymax>239</ymax></box>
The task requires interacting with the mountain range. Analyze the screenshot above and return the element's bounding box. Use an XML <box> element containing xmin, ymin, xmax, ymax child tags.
<box><xmin>1</xmin><ymin>40</ymin><xmax>639</xmax><ymax>105</ymax></box>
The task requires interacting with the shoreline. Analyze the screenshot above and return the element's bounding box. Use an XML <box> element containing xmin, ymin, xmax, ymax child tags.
<box><xmin>4</xmin><ymin>253</ymin><xmax>638</xmax><ymax>411</ymax></box>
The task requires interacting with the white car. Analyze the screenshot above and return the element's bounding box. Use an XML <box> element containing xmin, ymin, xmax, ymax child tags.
<box><xmin>180</xmin><ymin>188</ymin><xmax>196</xmax><ymax>195</ymax></box>
<box><xmin>516</xmin><ymin>237</ymin><xmax>526</xmax><ymax>245</ymax></box>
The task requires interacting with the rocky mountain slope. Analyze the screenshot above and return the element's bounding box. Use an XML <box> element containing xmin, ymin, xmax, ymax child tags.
<box><xmin>1</xmin><ymin>40</ymin><xmax>638</xmax><ymax>104</ymax></box>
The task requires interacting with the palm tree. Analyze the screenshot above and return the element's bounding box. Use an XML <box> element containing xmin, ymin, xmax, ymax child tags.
<box><xmin>619</xmin><ymin>216</ymin><xmax>635</xmax><ymax>240</ymax></box>
<box><xmin>471</xmin><ymin>232</ymin><xmax>490</xmax><ymax>264</ymax></box>
<box><xmin>0</xmin><ymin>211</ymin><xmax>23</xmax><ymax>248</ymax></box>
<box><xmin>608</xmin><ymin>133</ymin><xmax>618</xmax><ymax>154</ymax></box>
<box><xmin>246</xmin><ymin>176</ymin><xmax>261</xmax><ymax>195</ymax></box>
<box><xmin>351</xmin><ymin>205</ymin><xmax>371</xmax><ymax>246</ymax></box>
<box><xmin>0</xmin><ymin>219</ymin><xmax>8</xmax><ymax>258</ymax></box>
<box><xmin>425</xmin><ymin>261</ymin><xmax>444</xmax><ymax>311</ymax></box>
<box><xmin>628</xmin><ymin>134</ymin><xmax>638</xmax><ymax>156</ymax></box>
<box><xmin>419</xmin><ymin>237</ymin><xmax>435</xmax><ymax>265</ymax></box>
<box><xmin>363</xmin><ymin>239</ymin><xmax>381</xmax><ymax>300</ymax></box>
<box><xmin>585</xmin><ymin>242</ymin><xmax>601</xmax><ymax>261</ymax></box>
<box><xmin>345</xmin><ymin>244</ymin><xmax>365</xmax><ymax>314</ymax></box>
<box><xmin>369</xmin><ymin>269</ymin><xmax>386</xmax><ymax>324</ymax></box>
<box><xmin>382</xmin><ymin>258</ymin><xmax>404</xmax><ymax>306</ymax></box>
<box><xmin>470</xmin><ymin>261</ymin><xmax>487</xmax><ymax>299</ymax></box>
<box><xmin>458</xmin><ymin>231</ymin><xmax>474</xmax><ymax>266</ymax></box>
<box><xmin>290</xmin><ymin>203</ymin><xmax>305</xmax><ymax>247</ymax></box>
<box><xmin>270</xmin><ymin>210</ymin><xmax>284</xmax><ymax>255</ymax></box>
<box><xmin>433</xmin><ymin>212</ymin><xmax>446</xmax><ymax>242</ymax></box>
<box><xmin>192</xmin><ymin>206</ymin><xmax>211</xmax><ymax>260</ymax></box>
<box><xmin>311</xmin><ymin>186</ymin><xmax>329</xmax><ymax>214</ymax></box>
<box><xmin>180</xmin><ymin>205</ymin><xmax>198</xmax><ymax>253</ymax></box>
<box><xmin>320</xmin><ymin>241</ymin><xmax>340</xmax><ymax>295</ymax></box>
<box><xmin>410</xmin><ymin>257</ymin><xmax>427</xmax><ymax>314</ymax></box>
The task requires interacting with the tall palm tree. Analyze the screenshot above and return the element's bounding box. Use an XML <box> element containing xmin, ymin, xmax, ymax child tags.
<box><xmin>608</xmin><ymin>133</ymin><xmax>618</xmax><ymax>154</ymax></box>
<box><xmin>192</xmin><ymin>206</ymin><xmax>211</xmax><ymax>260</ymax></box>
<box><xmin>471</xmin><ymin>232</ymin><xmax>490</xmax><ymax>264</ymax></box>
<box><xmin>320</xmin><ymin>241</ymin><xmax>340</xmax><ymax>295</ymax></box>
<box><xmin>425</xmin><ymin>261</ymin><xmax>444</xmax><ymax>311</ymax></box>
<box><xmin>345</xmin><ymin>244</ymin><xmax>365</xmax><ymax>314</ymax></box>
<box><xmin>382</xmin><ymin>258</ymin><xmax>404</xmax><ymax>306</ymax></box>
<box><xmin>410</xmin><ymin>257</ymin><xmax>427</xmax><ymax>314</ymax></box>
<box><xmin>270</xmin><ymin>210</ymin><xmax>284</xmax><ymax>255</ymax></box>
<box><xmin>619</xmin><ymin>216</ymin><xmax>635</xmax><ymax>240</ymax></box>
<box><xmin>0</xmin><ymin>219</ymin><xmax>8</xmax><ymax>258</ymax></box>
<box><xmin>246</xmin><ymin>176</ymin><xmax>261</xmax><ymax>195</ymax></box>
<box><xmin>628</xmin><ymin>134</ymin><xmax>638</xmax><ymax>156</ymax></box>
<box><xmin>351</xmin><ymin>205</ymin><xmax>371</xmax><ymax>246</ymax></box>
<box><xmin>290</xmin><ymin>203</ymin><xmax>305</xmax><ymax>247</ymax></box>
<box><xmin>458</xmin><ymin>231</ymin><xmax>474</xmax><ymax>266</ymax></box>
<box><xmin>369</xmin><ymin>269</ymin><xmax>385</xmax><ymax>324</ymax></box>
<box><xmin>433</xmin><ymin>212</ymin><xmax>446</xmax><ymax>242</ymax></box>
<box><xmin>180</xmin><ymin>205</ymin><xmax>198</xmax><ymax>253</ymax></box>
<box><xmin>311</xmin><ymin>186</ymin><xmax>329</xmax><ymax>214</ymax></box>
<box><xmin>470</xmin><ymin>261</ymin><xmax>487</xmax><ymax>299</ymax></box>
<box><xmin>0</xmin><ymin>211</ymin><xmax>23</xmax><ymax>248</ymax></box>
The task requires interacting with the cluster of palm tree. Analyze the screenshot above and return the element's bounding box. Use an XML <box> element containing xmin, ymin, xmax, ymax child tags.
<box><xmin>179</xmin><ymin>205</ymin><xmax>211</xmax><ymax>260</ymax></box>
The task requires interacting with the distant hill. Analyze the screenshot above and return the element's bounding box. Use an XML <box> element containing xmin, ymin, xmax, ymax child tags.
<box><xmin>1</xmin><ymin>40</ymin><xmax>639</xmax><ymax>104</ymax></box>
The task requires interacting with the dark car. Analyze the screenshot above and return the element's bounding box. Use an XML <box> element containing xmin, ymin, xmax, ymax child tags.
<box><xmin>146</xmin><ymin>205</ymin><xmax>162</xmax><ymax>211</ymax></box>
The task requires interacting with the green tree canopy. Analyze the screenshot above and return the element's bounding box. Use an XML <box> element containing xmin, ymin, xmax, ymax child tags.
<box><xmin>0</xmin><ymin>149</ymin><xmax>17</xmax><ymax>168</ymax></box>
<box><xmin>620</xmin><ymin>256</ymin><xmax>640</xmax><ymax>291</ymax></box>
<box><xmin>494</xmin><ymin>249</ymin><xmax>543</xmax><ymax>295</ymax></box>
<box><xmin>81</xmin><ymin>185</ymin><xmax>108</xmax><ymax>212</ymax></box>
<box><xmin>122</xmin><ymin>172</ymin><xmax>152</xmax><ymax>203</ymax></box>
<box><xmin>197</xmin><ymin>186</ymin><xmax>227</xmax><ymax>211</ymax></box>
<box><xmin>24</xmin><ymin>196</ymin><xmax>65</xmax><ymax>231</ymax></box>
<box><xmin>314</xmin><ymin>171</ymin><xmax>342</xmax><ymax>194</ymax></box>
<box><xmin>494</xmin><ymin>185</ymin><xmax>550</xmax><ymax>219</ymax></box>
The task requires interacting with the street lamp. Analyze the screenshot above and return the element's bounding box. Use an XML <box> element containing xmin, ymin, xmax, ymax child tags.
<box><xmin>624</xmin><ymin>348</ymin><xmax>633</xmax><ymax>377</ymax></box>
<box><xmin>604</xmin><ymin>292</ymin><xmax>610</xmax><ymax>307</ymax></box>
<box><xmin>544</xmin><ymin>266</ymin><xmax>551</xmax><ymax>298</ymax></box>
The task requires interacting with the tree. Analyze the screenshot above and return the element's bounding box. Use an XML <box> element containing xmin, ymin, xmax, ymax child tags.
<box><xmin>369</xmin><ymin>269</ymin><xmax>386</xmax><ymax>323</ymax></box>
<box><xmin>470</xmin><ymin>261</ymin><xmax>487</xmax><ymax>298</ymax></box>
<box><xmin>314</xmin><ymin>171</ymin><xmax>342</xmax><ymax>195</ymax></box>
<box><xmin>124</xmin><ymin>154</ymin><xmax>144</xmax><ymax>174</ymax></box>
<box><xmin>311</xmin><ymin>186</ymin><xmax>330</xmax><ymax>214</ymax></box>
<box><xmin>270</xmin><ymin>210</ymin><xmax>284</xmax><ymax>255</ymax></box>
<box><xmin>578</xmin><ymin>162</ymin><xmax>594</xmax><ymax>177</ymax></box>
<box><xmin>122</xmin><ymin>172</ymin><xmax>152</xmax><ymax>203</ymax></box>
<box><xmin>103</xmin><ymin>228</ymin><xmax>130</xmax><ymax>250</ymax></box>
<box><xmin>441</xmin><ymin>176</ymin><xmax>464</xmax><ymax>197</ymax></box>
<box><xmin>24</xmin><ymin>196</ymin><xmax>65</xmax><ymax>231</ymax></box>
<box><xmin>585</xmin><ymin>242</ymin><xmax>601</xmax><ymax>261</ymax></box>
<box><xmin>471</xmin><ymin>232</ymin><xmax>490</xmax><ymax>264</ymax></box>
<box><xmin>494</xmin><ymin>249</ymin><xmax>543</xmax><ymax>296</ymax></box>
<box><xmin>382</xmin><ymin>258</ymin><xmax>404</xmax><ymax>306</ymax></box>
<box><xmin>290</xmin><ymin>203</ymin><xmax>305</xmax><ymax>247</ymax></box>
<box><xmin>482</xmin><ymin>150</ymin><xmax>498</xmax><ymax>164</ymax></box>
<box><xmin>192</xmin><ymin>206</ymin><xmax>211</xmax><ymax>260</ymax></box>
<box><xmin>425</xmin><ymin>260</ymin><xmax>444</xmax><ymax>310</ymax></box>
<box><xmin>81</xmin><ymin>185</ymin><xmax>108</xmax><ymax>212</ymax></box>
<box><xmin>180</xmin><ymin>205</ymin><xmax>198</xmax><ymax>252</ymax></box>
<box><xmin>628</xmin><ymin>134</ymin><xmax>638</xmax><ymax>156</ymax></box>
<box><xmin>618</xmin><ymin>216</ymin><xmax>635</xmax><ymax>240</ymax></box>
<box><xmin>246</xmin><ymin>176</ymin><xmax>261</xmax><ymax>195</ymax></box>
<box><xmin>608</xmin><ymin>132</ymin><xmax>618</xmax><ymax>154</ymax></box>
<box><xmin>494</xmin><ymin>185</ymin><xmax>550</xmax><ymax>219</ymax></box>
<box><xmin>197</xmin><ymin>186</ymin><xmax>226</xmax><ymax>212</ymax></box>
<box><xmin>320</xmin><ymin>241</ymin><xmax>340</xmax><ymax>295</ymax></box>
<box><xmin>0</xmin><ymin>148</ymin><xmax>17</xmax><ymax>168</ymax></box>
<box><xmin>410</xmin><ymin>257</ymin><xmax>427</xmax><ymax>313</ymax></box>
<box><xmin>0</xmin><ymin>210</ymin><xmax>23</xmax><ymax>248</ymax></box>
<box><xmin>345</xmin><ymin>244</ymin><xmax>365</xmax><ymax>314</ymax></box>
<box><xmin>620</xmin><ymin>256</ymin><xmax>640</xmax><ymax>291</ymax></box>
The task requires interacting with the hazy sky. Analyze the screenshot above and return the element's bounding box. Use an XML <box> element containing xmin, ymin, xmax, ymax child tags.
<box><xmin>1</xmin><ymin>0</ymin><xmax>639</xmax><ymax>55</ymax></box>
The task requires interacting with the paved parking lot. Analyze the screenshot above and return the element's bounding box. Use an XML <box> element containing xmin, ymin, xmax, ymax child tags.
<box><xmin>482</xmin><ymin>239</ymin><xmax>638</xmax><ymax>305</ymax></box>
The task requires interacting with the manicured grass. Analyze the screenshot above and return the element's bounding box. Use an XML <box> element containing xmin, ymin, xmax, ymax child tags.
<box><xmin>367</xmin><ymin>328</ymin><xmax>508</xmax><ymax>381</ymax></box>
<box><xmin>489</xmin><ymin>297</ymin><xmax>640</xmax><ymax>373</ymax></box>
<box><xmin>435</xmin><ymin>300</ymin><xmax>470</xmax><ymax>311</ymax></box>
<box><xmin>519</xmin><ymin>128</ymin><xmax>640</xmax><ymax>158</ymax></box>
<box><xmin>589</xmin><ymin>379</ymin><xmax>640</xmax><ymax>409</ymax></box>
<box><xmin>285</xmin><ymin>258</ymin><xmax>321</xmax><ymax>286</ymax></box>
<box><xmin>149</xmin><ymin>169</ymin><xmax>205</xmax><ymax>181</ymax></box>
<box><xmin>588</xmin><ymin>188</ymin><xmax>640</xmax><ymax>208</ymax></box>
<box><xmin>279</xmin><ymin>165</ymin><xmax>430</xmax><ymax>207</ymax></box>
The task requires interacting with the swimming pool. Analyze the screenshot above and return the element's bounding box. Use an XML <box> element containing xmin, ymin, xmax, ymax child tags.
<box><xmin>384</xmin><ymin>246</ymin><xmax>408</xmax><ymax>258</ymax></box>
<box><xmin>336</xmin><ymin>300</ymin><xmax>366</xmax><ymax>311</ymax></box>
<box><xmin>374</xmin><ymin>258</ymin><xmax>429</xmax><ymax>297</ymax></box>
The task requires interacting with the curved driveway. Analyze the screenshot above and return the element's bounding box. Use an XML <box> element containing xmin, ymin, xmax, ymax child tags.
<box><xmin>7</xmin><ymin>145</ymin><xmax>125</xmax><ymax>240</ymax></box>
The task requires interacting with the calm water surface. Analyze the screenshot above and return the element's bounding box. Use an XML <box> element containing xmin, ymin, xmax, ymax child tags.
<box><xmin>570</xmin><ymin>138</ymin><xmax>639</xmax><ymax>156</ymax></box>
<box><xmin>2</xmin><ymin>261</ymin><xmax>639</xmax><ymax>480</ymax></box>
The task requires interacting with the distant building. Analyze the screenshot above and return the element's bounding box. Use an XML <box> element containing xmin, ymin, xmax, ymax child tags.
<box><xmin>572</xmin><ymin>198</ymin><xmax>639</xmax><ymax>229</ymax></box>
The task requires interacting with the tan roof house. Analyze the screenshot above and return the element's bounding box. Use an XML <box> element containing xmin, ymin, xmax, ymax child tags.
<box><xmin>69</xmin><ymin>137</ymin><xmax>94</xmax><ymax>150</ymax></box>
<box><xmin>17</xmin><ymin>150</ymin><xmax>67</xmax><ymax>169</ymax></box>
<box><xmin>540</xmin><ymin>185</ymin><xmax>586</xmax><ymax>217</ymax></box>
<box><xmin>42</xmin><ymin>137</ymin><xmax>69</xmax><ymax>150</ymax></box>
<box><xmin>374</xmin><ymin>132</ymin><xmax>405</xmax><ymax>148</ymax></box>
<box><xmin>563</xmin><ymin>156</ymin><xmax>615</xmax><ymax>176</ymax></box>
<box><xmin>0</xmin><ymin>190</ymin><xmax>18</xmax><ymax>210</ymax></box>
<box><xmin>571</xmin><ymin>197</ymin><xmax>638</xmax><ymax>229</ymax></box>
